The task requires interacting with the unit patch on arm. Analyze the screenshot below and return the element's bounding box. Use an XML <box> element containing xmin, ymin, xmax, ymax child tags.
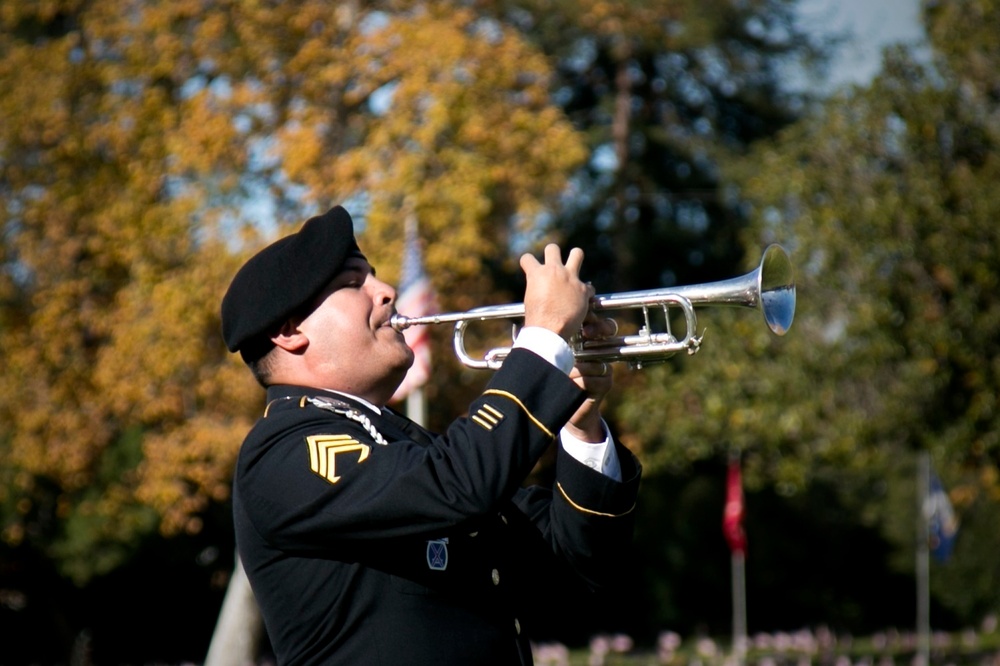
<box><xmin>306</xmin><ymin>434</ymin><xmax>371</xmax><ymax>484</ymax></box>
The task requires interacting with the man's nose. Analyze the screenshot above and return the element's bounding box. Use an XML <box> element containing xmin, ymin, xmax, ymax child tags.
<box><xmin>370</xmin><ymin>277</ymin><xmax>396</xmax><ymax>305</ymax></box>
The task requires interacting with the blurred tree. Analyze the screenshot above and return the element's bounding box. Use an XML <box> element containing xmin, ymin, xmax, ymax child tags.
<box><xmin>482</xmin><ymin>0</ymin><xmax>822</xmax><ymax>292</ymax></box>
<box><xmin>721</xmin><ymin>11</ymin><xmax>1000</xmax><ymax>490</ymax></box>
<box><xmin>594</xmin><ymin>0</ymin><xmax>999</xmax><ymax>478</ymax></box>
<box><xmin>667</xmin><ymin>0</ymin><xmax>1000</xmax><ymax>624</ymax></box>
<box><xmin>0</xmin><ymin>0</ymin><xmax>585</xmax><ymax>658</ymax></box>
<box><xmin>0</xmin><ymin>0</ymin><xmax>259</xmax><ymax>584</ymax></box>
<box><xmin>923</xmin><ymin>0</ymin><xmax>1000</xmax><ymax>103</ymax></box>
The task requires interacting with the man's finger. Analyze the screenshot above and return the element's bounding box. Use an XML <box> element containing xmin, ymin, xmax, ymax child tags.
<box><xmin>519</xmin><ymin>251</ymin><xmax>541</xmax><ymax>274</ymax></box>
<box><xmin>565</xmin><ymin>247</ymin><xmax>585</xmax><ymax>274</ymax></box>
<box><xmin>574</xmin><ymin>360</ymin><xmax>611</xmax><ymax>377</ymax></box>
<box><xmin>581</xmin><ymin>316</ymin><xmax>618</xmax><ymax>339</ymax></box>
<box><xmin>542</xmin><ymin>243</ymin><xmax>563</xmax><ymax>265</ymax></box>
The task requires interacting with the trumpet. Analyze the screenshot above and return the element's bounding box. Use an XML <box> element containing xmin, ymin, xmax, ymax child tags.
<box><xmin>391</xmin><ymin>244</ymin><xmax>796</xmax><ymax>370</ymax></box>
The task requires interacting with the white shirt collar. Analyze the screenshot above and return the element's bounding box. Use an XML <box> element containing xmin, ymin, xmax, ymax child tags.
<box><xmin>321</xmin><ymin>388</ymin><xmax>382</xmax><ymax>415</ymax></box>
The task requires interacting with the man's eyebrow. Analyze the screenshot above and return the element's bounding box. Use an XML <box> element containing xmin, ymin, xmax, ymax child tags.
<box><xmin>338</xmin><ymin>261</ymin><xmax>375</xmax><ymax>280</ymax></box>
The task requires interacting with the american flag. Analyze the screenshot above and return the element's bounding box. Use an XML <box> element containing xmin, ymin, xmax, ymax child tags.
<box><xmin>390</xmin><ymin>214</ymin><xmax>437</xmax><ymax>403</ymax></box>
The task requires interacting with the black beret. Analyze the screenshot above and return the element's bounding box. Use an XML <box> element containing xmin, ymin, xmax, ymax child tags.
<box><xmin>221</xmin><ymin>206</ymin><xmax>365</xmax><ymax>356</ymax></box>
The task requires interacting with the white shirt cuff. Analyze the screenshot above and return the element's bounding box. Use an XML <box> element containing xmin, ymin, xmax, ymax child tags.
<box><xmin>560</xmin><ymin>422</ymin><xmax>622</xmax><ymax>482</ymax></box>
<box><xmin>512</xmin><ymin>326</ymin><xmax>575</xmax><ymax>374</ymax></box>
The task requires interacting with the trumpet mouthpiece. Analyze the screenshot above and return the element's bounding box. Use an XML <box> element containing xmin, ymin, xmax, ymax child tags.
<box><xmin>390</xmin><ymin>314</ymin><xmax>410</xmax><ymax>332</ymax></box>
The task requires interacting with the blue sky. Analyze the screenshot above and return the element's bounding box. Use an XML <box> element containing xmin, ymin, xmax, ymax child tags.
<box><xmin>796</xmin><ymin>0</ymin><xmax>927</xmax><ymax>89</ymax></box>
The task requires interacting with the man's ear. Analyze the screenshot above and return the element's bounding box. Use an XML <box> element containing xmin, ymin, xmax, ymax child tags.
<box><xmin>271</xmin><ymin>318</ymin><xmax>309</xmax><ymax>353</ymax></box>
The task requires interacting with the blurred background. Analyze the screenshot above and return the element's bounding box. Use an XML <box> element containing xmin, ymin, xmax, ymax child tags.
<box><xmin>2</xmin><ymin>0</ymin><xmax>999</xmax><ymax>663</ymax></box>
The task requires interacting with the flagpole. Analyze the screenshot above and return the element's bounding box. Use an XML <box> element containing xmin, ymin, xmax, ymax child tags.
<box><xmin>406</xmin><ymin>387</ymin><xmax>427</xmax><ymax>427</ymax></box>
<box><xmin>391</xmin><ymin>207</ymin><xmax>436</xmax><ymax>413</ymax></box>
<box><xmin>731</xmin><ymin>550</ymin><xmax>747</xmax><ymax>666</ymax></box>
<box><xmin>724</xmin><ymin>452</ymin><xmax>748</xmax><ymax>666</ymax></box>
<box><xmin>917</xmin><ymin>450</ymin><xmax>931</xmax><ymax>666</ymax></box>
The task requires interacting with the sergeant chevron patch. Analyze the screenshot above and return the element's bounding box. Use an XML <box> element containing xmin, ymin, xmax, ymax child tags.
<box><xmin>471</xmin><ymin>403</ymin><xmax>505</xmax><ymax>431</ymax></box>
<box><xmin>306</xmin><ymin>434</ymin><xmax>371</xmax><ymax>484</ymax></box>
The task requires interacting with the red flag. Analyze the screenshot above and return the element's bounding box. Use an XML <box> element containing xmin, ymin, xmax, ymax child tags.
<box><xmin>390</xmin><ymin>214</ymin><xmax>438</xmax><ymax>403</ymax></box>
<box><xmin>723</xmin><ymin>457</ymin><xmax>747</xmax><ymax>555</ymax></box>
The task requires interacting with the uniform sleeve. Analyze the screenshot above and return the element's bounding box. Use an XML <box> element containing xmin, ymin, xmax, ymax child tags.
<box><xmin>236</xmin><ymin>349</ymin><xmax>588</xmax><ymax>551</ymax></box>
<box><xmin>514</xmin><ymin>439</ymin><xmax>641</xmax><ymax>592</ymax></box>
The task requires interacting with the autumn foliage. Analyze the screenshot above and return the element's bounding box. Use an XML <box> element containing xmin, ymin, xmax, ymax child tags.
<box><xmin>0</xmin><ymin>0</ymin><xmax>585</xmax><ymax>582</ymax></box>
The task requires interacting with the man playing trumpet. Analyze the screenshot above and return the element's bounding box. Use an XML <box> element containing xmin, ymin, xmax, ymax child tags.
<box><xmin>221</xmin><ymin>206</ymin><xmax>642</xmax><ymax>665</ymax></box>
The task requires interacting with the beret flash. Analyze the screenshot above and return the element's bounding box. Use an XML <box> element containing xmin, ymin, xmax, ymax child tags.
<box><xmin>221</xmin><ymin>206</ymin><xmax>365</xmax><ymax>356</ymax></box>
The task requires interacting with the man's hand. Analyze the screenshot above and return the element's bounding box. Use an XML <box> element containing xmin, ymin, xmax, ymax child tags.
<box><xmin>520</xmin><ymin>244</ymin><xmax>593</xmax><ymax>340</ymax></box>
<box><xmin>564</xmin><ymin>314</ymin><xmax>619</xmax><ymax>442</ymax></box>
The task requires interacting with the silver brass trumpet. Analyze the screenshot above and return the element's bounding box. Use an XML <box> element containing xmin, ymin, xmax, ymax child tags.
<box><xmin>391</xmin><ymin>244</ymin><xmax>796</xmax><ymax>370</ymax></box>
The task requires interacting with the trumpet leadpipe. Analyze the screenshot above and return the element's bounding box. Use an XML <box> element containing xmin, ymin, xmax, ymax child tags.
<box><xmin>391</xmin><ymin>302</ymin><xmax>527</xmax><ymax>331</ymax></box>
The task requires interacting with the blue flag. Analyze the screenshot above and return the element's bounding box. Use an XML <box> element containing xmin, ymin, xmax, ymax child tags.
<box><xmin>926</xmin><ymin>470</ymin><xmax>959</xmax><ymax>563</ymax></box>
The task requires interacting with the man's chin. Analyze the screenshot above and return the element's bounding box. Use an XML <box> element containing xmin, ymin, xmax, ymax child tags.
<box><xmin>390</xmin><ymin>344</ymin><xmax>415</xmax><ymax>372</ymax></box>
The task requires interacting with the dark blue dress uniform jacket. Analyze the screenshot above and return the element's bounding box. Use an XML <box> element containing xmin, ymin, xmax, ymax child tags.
<box><xmin>233</xmin><ymin>348</ymin><xmax>642</xmax><ymax>665</ymax></box>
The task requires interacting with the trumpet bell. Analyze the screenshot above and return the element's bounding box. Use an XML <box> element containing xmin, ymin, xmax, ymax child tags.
<box><xmin>591</xmin><ymin>244</ymin><xmax>795</xmax><ymax>334</ymax></box>
<box><xmin>758</xmin><ymin>244</ymin><xmax>796</xmax><ymax>335</ymax></box>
